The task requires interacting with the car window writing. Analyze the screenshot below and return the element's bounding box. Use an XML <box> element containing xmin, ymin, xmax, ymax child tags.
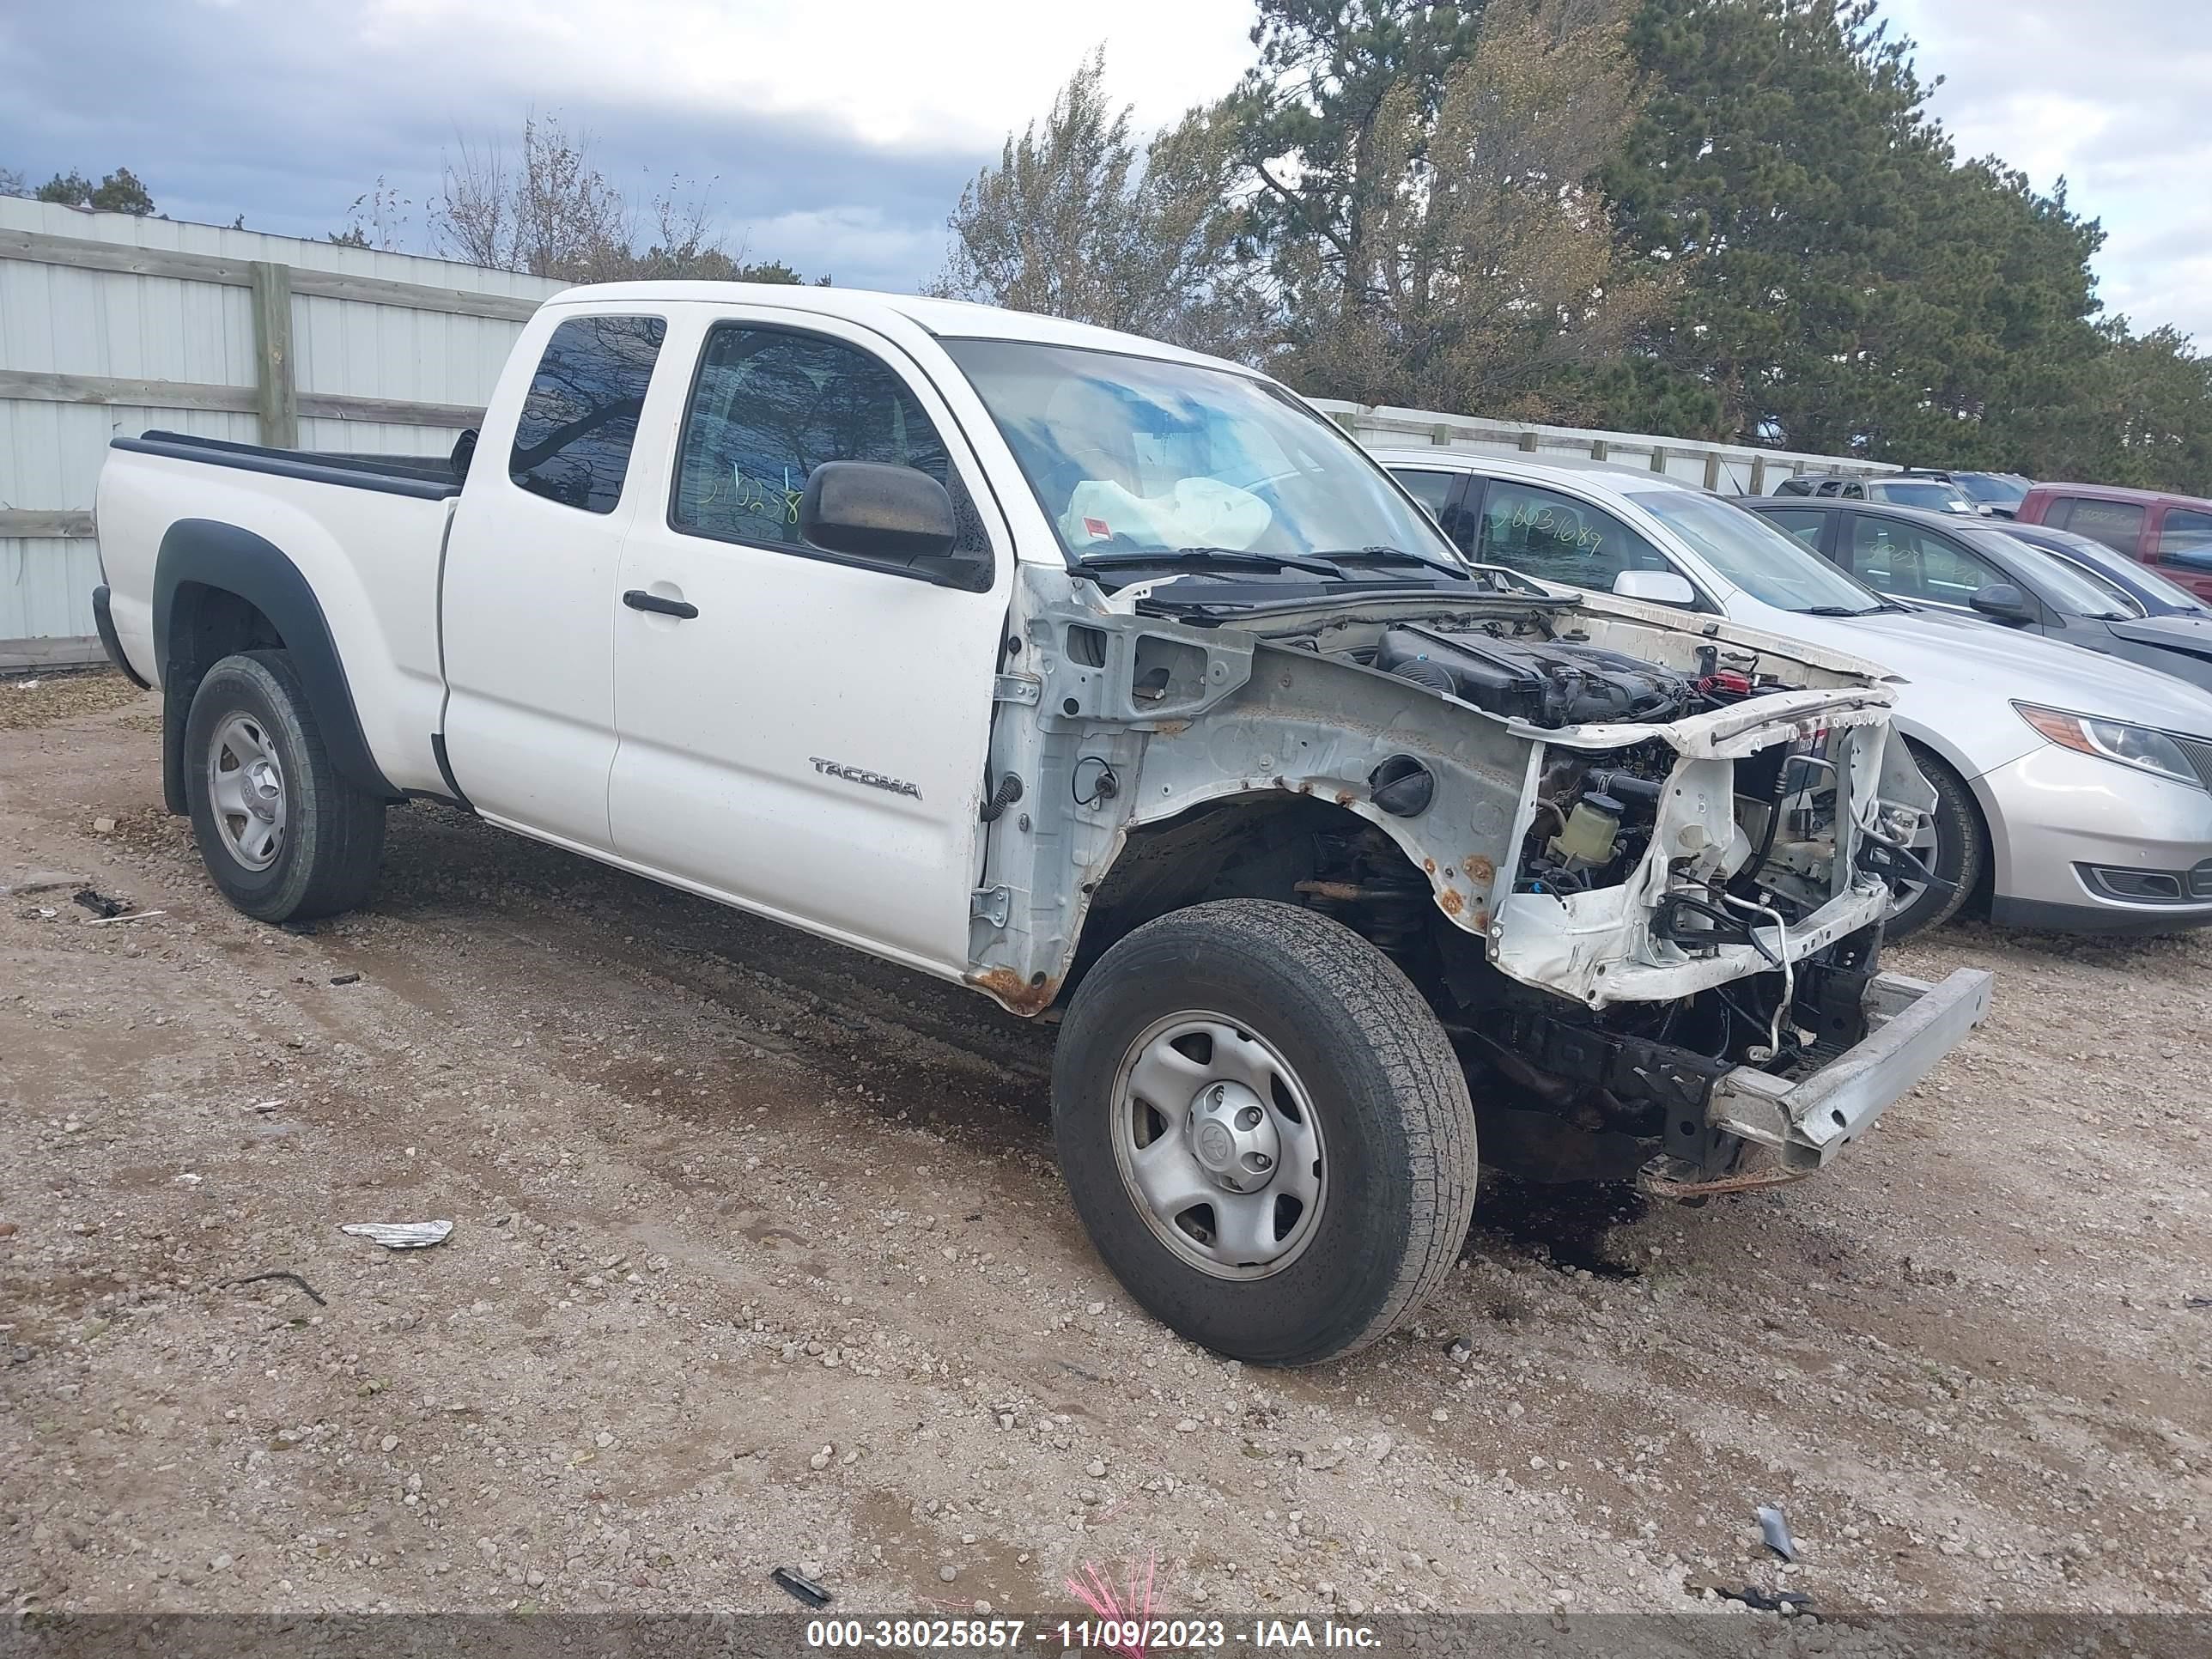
<box><xmin>672</xmin><ymin>325</ymin><xmax>981</xmax><ymax>556</ymax></box>
<box><xmin>2062</xmin><ymin>498</ymin><xmax>2146</xmax><ymax>555</ymax></box>
<box><xmin>1846</xmin><ymin>520</ymin><xmax>1996</xmax><ymax>605</ymax></box>
<box><xmin>509</xmin><ymin>315</ymin><xmax>668</xmax><ymax>514</ymax></box>
<box><xmin>1474</xmin><ymin>481</ymin><xmax>1669</xmax><ymax>589</ymax></box>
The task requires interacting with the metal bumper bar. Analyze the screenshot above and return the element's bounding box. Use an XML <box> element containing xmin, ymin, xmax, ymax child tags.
<box><xmin>1705</xmin><ymin>967</ymin><xmax>1993</xmax><ymax>1171</ymax></box>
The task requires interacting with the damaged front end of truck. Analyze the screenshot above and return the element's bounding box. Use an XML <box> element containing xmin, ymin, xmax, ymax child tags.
<box><xmin>970</xmin><ymin>564</ymin><xmax>1992</xmax><ymax>1198</ymax></box>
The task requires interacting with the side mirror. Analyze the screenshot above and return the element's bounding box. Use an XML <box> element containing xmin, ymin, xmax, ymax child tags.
<box><xmin>1612</xmin><ymin>569</ymin><xmax>1698</xmax><ymax>607</ymax></box>
<box><xmin>799</xmin><ymin>460</ymin><xmax>975</xmax><ymax>583</ymax></box>
<box><xmin>1968</xmin><ymin>581</ymin><xmax>2036</xmax><ymax>624</ymax></box>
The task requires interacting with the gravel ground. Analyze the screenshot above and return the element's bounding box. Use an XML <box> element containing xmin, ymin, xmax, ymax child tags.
<box><xmin>3</xmin><ymin>672</ymin><xmax>2209</xmax><ymax>1620</ymax></box>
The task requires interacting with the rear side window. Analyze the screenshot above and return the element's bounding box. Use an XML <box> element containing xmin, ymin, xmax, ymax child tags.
<box><xmin>2058</xmin><ymin>497</ymin><xmax>2145</xmax><ymax>555</ymax></box>
<box><xmin>2159</xmin><ymin>507</ymin><xmax>2212</xmax><ymax>560</ymax></box>
<box><xmin>509</xmin><ymin>315</ymin><xmax>668</xmax><ymax>514</ymax></box>
<box><xmin>1762</xmin><ymin>507</ymin><xmax>1829</xmax><ymax>550</ymax></box>
<box><xmin>671</xmin><ymin>324</ymin><xmax>989</xmax><ymax>576</ymax></box>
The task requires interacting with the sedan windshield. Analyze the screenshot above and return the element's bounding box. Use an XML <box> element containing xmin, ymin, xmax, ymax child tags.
<box><xmin>1629</xmin><ymin>491</ymin><xmax>1893</xmax><ymax>614</ymax></box>
<box><xmin>941</xmin><ymin>338</ymin><xmax>1465</xmax><ymax>578</ymax></box>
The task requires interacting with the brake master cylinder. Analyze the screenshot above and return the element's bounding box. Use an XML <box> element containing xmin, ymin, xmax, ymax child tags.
<box><xmin>1548</xmin><ymin>790</ymin><xmax>1623</xmax><ymax>872</ymax></box>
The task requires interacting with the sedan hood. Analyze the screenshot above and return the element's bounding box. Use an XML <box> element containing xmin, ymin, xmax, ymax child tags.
<box><xmin>1772</xmin><ymin>605</ymin><xmax>2212</xmax><ymax>742</ymax></box>
<box><xmin>2105</xmin><ymin>615</ymin><xmax>2212</xmax><ymax>662</ymax></box>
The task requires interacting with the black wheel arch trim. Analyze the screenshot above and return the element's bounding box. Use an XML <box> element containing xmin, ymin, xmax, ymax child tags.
<box><xmin>90</xmin><ymin>584</ymin><xmax>152</xmax><ymax>690</ymax></box>
<box><xmin>153</xmin><ymin>518</ymin><xmax>401</xmax><ymax>812</ymax></box>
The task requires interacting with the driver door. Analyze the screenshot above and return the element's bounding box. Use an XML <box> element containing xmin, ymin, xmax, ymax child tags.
<box><xmin>605</xmin><ymin>310</ymin><xmax>1012</xmax><ymax>974</ymax></box>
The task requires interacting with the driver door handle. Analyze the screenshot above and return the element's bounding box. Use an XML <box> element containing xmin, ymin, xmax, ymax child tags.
<box><xmin>623</xmin><ymin>589</ymin><xmax>698</xmax><ymax>620</ymax></box>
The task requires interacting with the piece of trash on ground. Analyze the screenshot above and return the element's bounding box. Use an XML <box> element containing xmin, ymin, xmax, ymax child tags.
<box><xmin>329</xmin><ymin>971</ymin><xmax>362</xmax><ymax>986</ymax></box>
<box><xmin>72</xmin><ymin>888</ymin><xmax>127</xmax><ymax>919</ymax></box>
<box><xmin>92</xmin><ymin>817</ymin><xmax>117</xmax><ymax>834</ymax></box>
<box><xmin>1756</xmin><ymin>1503</ymin><xmax>1799</xmax><ymax>1561</ymax></box>
<box><xmin>86</xmin><ymin>909</ymin><xmax>164</xmax><ymax>927</ymax></box>
<box><xmin>1689</xmin><ymin>1578</ymin><xmax>1814</xmax><ymax>1614</ymax></box>
<box><xmin>227</xmin><ymin>1271</ymin><xmax>328</xmax><ymax>1307</ymax></box>
<box><xmin>771</xmin><ymin>1567</ymin><xmax>830</xmax><ymax>1607</ymax></box>
<box><xmin>340</xmin><ymin>1220</ymin><xmax>453</xmax><ymax>1249</ymax></box>
<box><xmin>2186</xmin><ymin>1295</ymin><xmax>2212</xmax><ymax>1310</ymax></box>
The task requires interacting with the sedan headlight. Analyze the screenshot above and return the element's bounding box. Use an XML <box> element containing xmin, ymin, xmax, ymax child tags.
<box><xmin>2014</xmin><ymin>702</ymin><xmax>2203</xmax><ymax>788</ymax></box>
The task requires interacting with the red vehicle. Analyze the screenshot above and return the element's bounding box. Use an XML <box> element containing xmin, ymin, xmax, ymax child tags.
<box><xmin>2014</xmin><ymin>483</ymin><xmax>2212</xmax><ymax>600</ymax></box>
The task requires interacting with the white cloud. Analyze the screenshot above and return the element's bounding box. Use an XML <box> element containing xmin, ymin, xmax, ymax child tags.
<box><xmin>356</xmin><ymin>0</ymin><xmax>1261</xmax><ymax>151</ymax></box>
<box><xmin>1888</xmin><ymin>0</ymin><xmax>2212</xmax><ymax>343</ymax></box>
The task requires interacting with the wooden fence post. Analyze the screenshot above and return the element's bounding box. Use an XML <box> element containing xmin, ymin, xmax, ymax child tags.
<box><xmin>1749</xmin><ymin>455</ymin><xmax>1767</xmax><ymax>494</ymax></box>
<box><xmin>250</xmin><ymin>261</ymin><xmax>298</xmax><ymax>449</ymax></box>
<box><xmin>1589</xmin><ymin>440</ymin><xmax>1608</xmax><ymax>461</ymax></box>
<box><xmin>1703</xmin><ymin>451</ymin><xmax>1723</xmax><ymax>491</ymax></box>
<box><xmin>1516</xmin><ymin>431</ymin><xmax>1539</xmax><ymax>453</ymax></box>
<box><xmin>1649</xmin><ymin>446</ymin><xmax>1668</xmax><ymax>473</ymax></box>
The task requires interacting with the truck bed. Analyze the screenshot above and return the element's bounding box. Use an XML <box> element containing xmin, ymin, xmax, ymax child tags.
<box><xmin>94</xmin><ymin>427</ymin><xmax>465</xmax><ymax>801</ymax></box>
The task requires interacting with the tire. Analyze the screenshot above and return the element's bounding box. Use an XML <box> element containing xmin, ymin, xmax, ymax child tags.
<box><xmin>1885</xmin><ymin>742</ymin><xmax>1983</xmax><ymax>940</ymax></box>
<box><xmin>1052</xmin><ymin>899</ymin><xmax>1477</xmax><ymax>1365</ymax></box>
<box><xmin>183</xmin><ymin>650</ymin><xmax>386</xmax><ymax>923</ymax></box>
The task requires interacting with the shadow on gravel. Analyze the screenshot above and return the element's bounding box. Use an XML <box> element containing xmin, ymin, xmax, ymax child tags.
<box><xmin>1469</xmin><ymin>1177</ymin><xmax>1648</xmax><ymax>1279</ymax></box>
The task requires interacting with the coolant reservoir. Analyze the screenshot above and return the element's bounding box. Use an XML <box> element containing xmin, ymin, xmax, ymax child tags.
<box><xmin>1548</xmin><ymin>794</ymin><xmax>1623</xmax><ymax>869</ymax></box>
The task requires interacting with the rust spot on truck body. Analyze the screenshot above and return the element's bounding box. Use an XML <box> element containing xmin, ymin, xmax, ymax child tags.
<box><xmin>968</xmin><ymin>967</ymin><xmax>1061</xmax><ymax>1018</ymax></box>
<box><xmin>1463</xmin><ymin>854</ymin><xmax>1495</xmax><ymax>885</ymax></box>
<box><xmin>1439</xmin><ymin>889</ymin><xmax>1464</xmax><ymax>915</ymax></box>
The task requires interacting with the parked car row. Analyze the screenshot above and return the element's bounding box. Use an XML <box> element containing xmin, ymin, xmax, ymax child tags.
<box><xmin>1377</xmin><ymin>449</ymin><xmax>2212</xmax><ymax>938</ymax></box>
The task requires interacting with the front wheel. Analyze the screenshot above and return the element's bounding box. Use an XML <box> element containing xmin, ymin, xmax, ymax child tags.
<box><xmin>1884</xmin><ymin>742</ymin><xmax>1984</xmax><ymax>940</ymax></box>
<box><xmin>1052</xmin><ymin>900</ymin><xmax>1477</xmax><ymax>1365</ymax></box>
<box><xmin>183</xmin><ymin>650</ymin><xmax>386</xmax><ymax>923</ymax></box>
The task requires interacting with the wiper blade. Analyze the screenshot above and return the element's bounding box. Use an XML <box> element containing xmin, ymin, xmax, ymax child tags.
<box><xmin>1801</xmin><ymin>604</ymin><xmax>1883</xmax><ymax>617</ymax></box>
<box><xmin>1080</xmin><ymin>546</ymin><xmax>1346</xmax><ymax>578</ymax></box>
<box><xmin>1316</xmin><ymin>544</ymin><xmax>1468</xmax><ymax>580</ymax></box>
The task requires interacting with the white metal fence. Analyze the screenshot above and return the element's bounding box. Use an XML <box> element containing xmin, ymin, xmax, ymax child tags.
<box><xmin>0</xmin><ymin>199</ymin><xmax>562</xmax><ymax>667</ymax></box>
<box><xmin>1</xmin><ymin>200</ymin><xmax>1891</xmax><ymax>670</ymax></box>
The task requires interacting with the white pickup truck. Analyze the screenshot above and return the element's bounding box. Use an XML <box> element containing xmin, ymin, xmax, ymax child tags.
<box><xmin>92</xmin><ymin>283</ymin><xmax>1990</xmax><ymax>1363</ymax></box>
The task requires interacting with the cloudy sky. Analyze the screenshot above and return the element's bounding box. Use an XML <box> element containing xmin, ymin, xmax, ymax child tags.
<box><xmin>2</xmin><ymin>0</ymin><xmax>2204</xmax><ymax>343</ymax></box>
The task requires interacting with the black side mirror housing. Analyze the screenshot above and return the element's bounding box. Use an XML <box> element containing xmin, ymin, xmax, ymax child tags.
<box><xmin>1968</xmin><ymin>581</ymin><xmax>2036</xmax><ymax>625</ymax></box>
<box><xmin>800</xmin><ymin>460</ymin><xmax>985</xmax><ymax>587</ymax></box>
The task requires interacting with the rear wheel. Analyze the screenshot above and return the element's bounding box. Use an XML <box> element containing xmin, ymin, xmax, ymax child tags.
<box><xmin>184</xmin><ymin>650</ymin><xmax>386</xmax><ymax>923</ymax></box>
<box><xmin>1885</xmin><ymin>742</ymin><xmax>1982</xmax><ymax>939</ymax></box>
<box><xmin>1052</xmin><ymin>900</ymin><xmax>1477</xmax><ymax>1365</ymax></box>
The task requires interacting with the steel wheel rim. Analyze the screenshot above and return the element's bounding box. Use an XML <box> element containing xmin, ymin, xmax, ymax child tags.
<box><xmin>1886</xmin><ymin>808</ymin><xmax>1944</xmax><ymax>917</ymax></box>
<box><xmin>1109</xmin><ymin>1011</ymin><xmax>1327</xmax><ymax>1281</ymax></box>
<box><xmin>208</xmin><ymin>714</ymin><xmax>287</xmax><ymax>872</ymax></box>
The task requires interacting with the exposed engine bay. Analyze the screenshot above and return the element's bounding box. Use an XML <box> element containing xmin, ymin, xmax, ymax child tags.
<box><xmin>1269</xmin><ymin>607</ymin><xmax>1934</xmax><ymax>981</ymax></box>
<box><xmin>973</xmin><ymin>573</ymin><xmax>1959</xmax><ymax>1192</ymax></box>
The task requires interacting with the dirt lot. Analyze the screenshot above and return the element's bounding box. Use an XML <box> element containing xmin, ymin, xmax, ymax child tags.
<box><xmin>3</xmin><ymin>670</ymin><xmax>2209</xmax><ymax>1620</ymax></box>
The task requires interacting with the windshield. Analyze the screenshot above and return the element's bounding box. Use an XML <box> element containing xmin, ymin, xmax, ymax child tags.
<box><xmin>1881</xmin><ymin>481</ymin><xmax>1972</xmax><ymax>510</ymax></box>
<box><xmin>1954</xmin><ymin>471</ymin><xmax>2030</xmax><ymax>505</ymax></box>
<box><xmin>1990</xmin><ymin>537</ymin><xmax>2142</xmax><ymax>618</ymax></box>
<box><xmin>941</xmin><ymin>338</ymin><xmax>1464</xmax><ymax>576</ymax></box>
<box><xmin>1629</xmin><ymin>491</ymin><xmax>1893</xmax><ymax>613</ymax></box>
<box><xmin>2118</xmin><ymin>560</ymin><xmax>2208</xmax><ymax>612</ymax></box>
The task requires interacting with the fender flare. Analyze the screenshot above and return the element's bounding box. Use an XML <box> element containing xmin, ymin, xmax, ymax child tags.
<box><xmin>153</xmin><ymin>518</ymin><xmax>399</xmax><ymax>812</ymax></box>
